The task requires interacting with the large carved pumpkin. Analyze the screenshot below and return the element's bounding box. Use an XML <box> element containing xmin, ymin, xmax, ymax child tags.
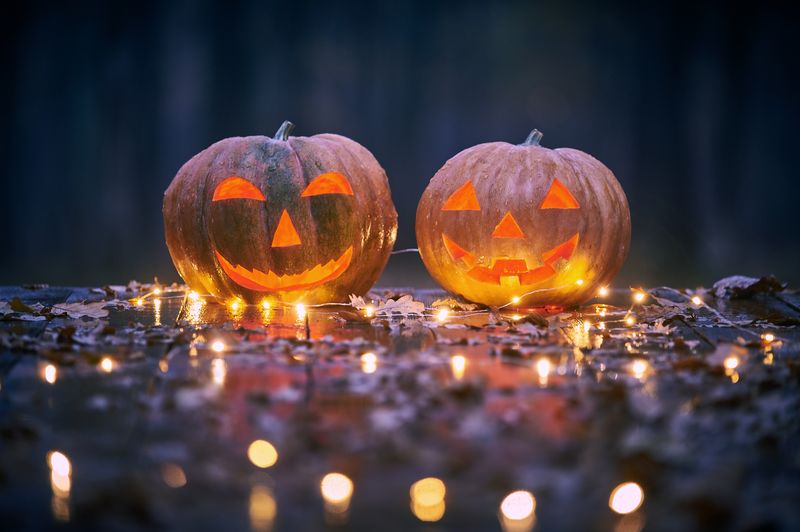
<box><xmin>416</xmin><ymin>129</ymin><xmax>630</xmax><ymax>308</ymax></box>
<box><xmin>164</xmin><ymin>121</ymin><xmax>397</xmax><ymax>305</ymax></box>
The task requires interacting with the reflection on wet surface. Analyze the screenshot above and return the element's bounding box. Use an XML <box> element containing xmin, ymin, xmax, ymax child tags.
<box><xmin>0</xmin><ymin>285</ymin><xmax>799</xmax><ymax>530</ymax></box>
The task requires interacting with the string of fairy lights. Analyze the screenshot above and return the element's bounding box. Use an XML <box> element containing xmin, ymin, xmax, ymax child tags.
<box><xmin>128</xmin><ymin>280</ymin><xmax>781</xmax><ymax>350</ymax></box>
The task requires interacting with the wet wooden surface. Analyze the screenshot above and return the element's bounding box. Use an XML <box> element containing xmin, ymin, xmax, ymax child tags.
<box><xmin>1</xmin><ymin>282</ymin><xmax>799</xmax><ymax>531</ymax></box>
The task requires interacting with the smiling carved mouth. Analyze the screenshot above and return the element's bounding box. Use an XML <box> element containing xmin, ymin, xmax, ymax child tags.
<box><xmin>442</xmin><ymin>233</ymin><xmax>579</xmax><ymax>285</ymax></box>
<box><xmin>215</xmin><ymin>246</ymin><xmax>353</xmax><ymax>292</ymax></box>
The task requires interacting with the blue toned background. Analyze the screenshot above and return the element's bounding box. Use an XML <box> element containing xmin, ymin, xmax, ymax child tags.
<box><xmin>1</xmin><ymin>0</ymin><xmax>798</xmax><ymax>287</ymax></box>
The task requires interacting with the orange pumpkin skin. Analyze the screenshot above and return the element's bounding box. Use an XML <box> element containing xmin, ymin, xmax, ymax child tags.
<box><xmin>416</xmin><ymin>130</ymin><xmax>630</xmax><ymax>308</ymax></box>
<box><xmin>163</xmin><ymin>122</ymin><xmax>397</xmax><ymax>305</ymax></box>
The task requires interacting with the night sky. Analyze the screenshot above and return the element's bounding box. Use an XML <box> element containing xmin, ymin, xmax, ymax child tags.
<box><xmin>2</xmin><ymin>0</ymin><xmax>799</xmax><ymax>288</ymax></box>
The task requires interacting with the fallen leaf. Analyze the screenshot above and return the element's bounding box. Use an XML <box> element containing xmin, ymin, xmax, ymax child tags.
<box><xmin>712</xmin><ymin>275</ymin><xmax>785</xmax><ymax>299</ymax></box>
<box><xmin>51</xmin><ymin>301</ymin><xmax>110</xmax><ymax>319</ymax></box>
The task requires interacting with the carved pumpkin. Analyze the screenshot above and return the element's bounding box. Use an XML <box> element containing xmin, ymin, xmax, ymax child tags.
<box><xmin>416</xmin><ymin>129</ymin><xmax>630</xmax><ymax>307</ymax></box>
<box><xmin>164</xmin><ymin>121</ymin><xmax>397</xmax><ymax>305</ymax></box>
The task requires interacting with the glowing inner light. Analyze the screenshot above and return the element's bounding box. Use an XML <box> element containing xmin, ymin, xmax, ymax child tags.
<box><xmin>321</xmin><ymin>473</ymin><xmax>354</xmax><ymax>504</ymax></box>
<box><xmin>211</xmin><ymin>340</ymin><xmax>226</xmax><ymax>353</ymax></box>
<box><xmin>99</xmin><ymin>357</ymin><xmax>114</xmax><ymax>373</ymax></box>
<box><xmin>598</xmin><ymin>286</ymin><xmax>609</xmax><ymax>297</ymax></box>
<box><xmin>609</xmin><ymin>482</ymin><xmax>644</xmax><ymax>514</ymax></box>
<box><xmin>450</xmin><ymin>354</ymin><xmax>466</xmax><ymax>380</ymax></box>
<box><xmin>44</xmin><ymin>364</ymin><xmax>57</xmax><ymax>384</ymax></box>
<box><xmin>500</xmin><ymin>490</ymin><xmax>536</xmax><ymax>521</ymax></box>
<box><xmin>296</xmin><ymin>303</ymin><xmax>307</xmax><ymax>321</ymax></box>
<box><xmin>436</xmin><ymin>309</ymin><xmax>449</xmax><ymax>322</ymax></box>
<box><xmin>576</xmin><ymin>279</ymin><xmax>584</xmax><ymax>286</ymax></box>
<box><xmin>691</xmin><ymin>295</ymin><xmax>702</xmax><ymax>306</ymax></box>
<box><xmin>261</xmin><ymin>300</ymin><xmax>271</xmax><ymax>310</ymax></box>
<box><xmin>229</xmin><ymin>299</ymin><xmax>241</xmax><ymax>312</ymax></box>
<box><xmin>188</xmin><ymin>291</ymin><xmax>200</xmax><ymax>302</ymax></box>
<box><xmin>248</xmin><ymin>440</ymin><xmax>279</xmax><ymax>468</ymax></box>
<box><xmin>361</xmin><ymin>352</ymin><xmax>378</xmax><ymax>374</ymax></box>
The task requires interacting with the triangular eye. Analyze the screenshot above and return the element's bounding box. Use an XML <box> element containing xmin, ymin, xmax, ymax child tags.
<box><xmin>301</xmin><ymin>172</ymin><xmax>354</xmax><ymax>197</ymax></box>
<box><xmin>540</xmin><ymin>178</ymin><xmax>579</xmax><ymax>209</ymax></box>
<box><xmin>442</xmin><ymin>181</ymin><xmax>480</xmax><ymax>211</ymax></box>
<box><xmin>212</xmin><ymin>176</ymin><xmax>265</xmax><ymax>202</ymax></box>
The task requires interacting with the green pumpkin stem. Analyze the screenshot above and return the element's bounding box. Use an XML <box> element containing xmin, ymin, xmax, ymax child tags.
<box><xmin>521</xmin><ymin>129</ymin><xmax>544</xmax><ymax>147</ymax></box>
<box><xmin>274</xmin><ymin>121</ymin><xmax>295</xmax><ymax>141</ymax></box>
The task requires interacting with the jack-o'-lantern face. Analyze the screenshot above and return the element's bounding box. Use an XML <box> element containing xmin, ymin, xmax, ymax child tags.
<box><xmin>439</xmin><ymin>178</ymin><xmax>581</xmax><ymax>287</ymax></box>
<box><xmin>210</xmin><ymin>172</ymin><xmax>356</xmax><ymax>293</ymax></box>
<box><xmin>415</xmin><ymin>129</ymin><xmax>631</xmax><ymax>308</ymax></box>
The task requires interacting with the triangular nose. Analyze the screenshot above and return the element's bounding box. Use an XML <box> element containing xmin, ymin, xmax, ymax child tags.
<box><xmin>271</xmin><ymin>209</ymin><xmax>302</xmax><ymax>247</ymax></box>
<box><xmin>492</xmin><ymin>211</ymin><xmax>525</xmax><ymax>239</ymax></box>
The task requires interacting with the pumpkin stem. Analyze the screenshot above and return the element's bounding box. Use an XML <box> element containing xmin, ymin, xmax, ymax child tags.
<box><xmin>274</xmin><ymin>121</ymin><xmax>295</xmax><ymax>141</ymax></box>
<box><xmin>521</xmin><ymin>129</ymin><xmax>544</xmax><ymax>146</ymax></box>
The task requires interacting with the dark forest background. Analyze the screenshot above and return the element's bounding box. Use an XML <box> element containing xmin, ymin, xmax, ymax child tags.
<box><xmin>2</xmin><ymin>0</ymin><xmax>799</xmax><ymax>288</ymax></box>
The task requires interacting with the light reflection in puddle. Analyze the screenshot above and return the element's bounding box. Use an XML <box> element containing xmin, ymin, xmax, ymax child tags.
<box><xmin>48</xmin><ymin>450</ymin><xmax>71</xmax><ymax>522</ymax></box>
<box><xmin>250</xmin><ymin>484</ymin><xmax>277</xmax><ymax>532</ymax></box>
<box><xmin>450</xmin><ymin>354</ymin><xmax>466</xmax><ymax>381</ymax></box>
<box><xmin>211</xmin><ymin>358</ymin><xmax>227</xmax><ymax>386</ymax></box>
<box><xmin>360</xmin><ymin>352</ymin><xmax>378</xmax><ymax>374</ymax></box>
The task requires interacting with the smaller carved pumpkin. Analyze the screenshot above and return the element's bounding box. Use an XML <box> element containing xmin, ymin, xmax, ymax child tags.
<box><xmin>416</xmin><ymin>129</ymin><xmax>630</xmax><ymax>307</ymax></box>
<box><xmin>163</xmin><ymin>121</ymin><xmax>398</xmax><ymax>305</ymax></box>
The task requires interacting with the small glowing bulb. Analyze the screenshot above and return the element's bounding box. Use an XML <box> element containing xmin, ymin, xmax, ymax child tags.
<box><xmin>536</xmin><ymin>358</ymin><xmax>551</xmax><ymax>380</ymax></box>
<box><xmin>361</xmin><ymin>352</ymin><xmax>378</xmax><ymax>374</ymax></box>
<box><xmin>630</xmin><ymin>359</ymin><xmax>648</xmax><ymax>379</ymax></box>
<box><xmin>691</xmin><ymin>295</ymin><xmax>702</xmax><ymax>306</ymax></box>
<box><xmin>248</xmin><ymin>440</ymin><xmax>278</xmax><ymax>468</ymax></box>
<box><xmin>320</xmin><ymin>473</ymin><xmax>354</xmax><ymax>504</ymax></box>
<box><xmin>451</xmin><ymin>354</ymin><xmax>466</xmax><ymax>380</ymax></box>
<box><xmin>410</xmin><ymin>477</ymin><xmax>446</xmax><ymax>506</ymax></box>
<box><xmin>364</xmin><ymin>305</ymin><xmax>375</xmax><ymax>318</ymax></box>
<box><xmin>44</xmin><ymin>364</ymin><xmax>57</xmax><ymax>384</ymax></box>
<box><xmin>436</xmin><ymin>308</ymin><xmax>449</xmax><ymax>322</ymax></box>
<box><xmin>500</xmin><ymin>490</ymin><xmax>536</xmax><ymax>521</ymax></box>
<box><xmin>510</xmin><ymin>314</ymin><xmax>522</xmax><ymax>321</ymax></box>
<box><xmin>229</xmin><ymin>299</ymin><xmax>241</xmax><ymax>312</ymax></box>
<box><xmin>609</xmin><ymin>482</ymin><xmax>644</xmax><ymax>514</ymax></box>
<box><xmin>576</xmin><ymin>279</ymin><xmax>584</xmax><ymax>286</ymax></box>
<box><xmin>48</xmin><ymin>451</ymin><xmax>71</xmax><ymax>477</ymax></box>
<box><xmin>633</xmin><ymin>291</ymin><xmax>646</xmax><ymax>303</ymax></box>
<box><xmin>511</xmin><ymin>296</ymin><xmax>521</xmax><ymax>304</ymax></box>
<box><xmin>211</xmin><ymin>340</ymin><xmax>225</xmax><ymax>353</ymax></box>
<box><xmin>583</xmin><ymin>320</ymin><xmax>592</xmax><ymax>332</ymax></box>
<box><xmin>99</xmin><ymin>357</ymin><xmax>114</xmax><ymax>373</ymax></box>
<box><xmin>261</xmin><ymin>300</ymin><xmax>271</xmax><ymax>310</ymax></box>
<box><xmin>598</xmin><ymin>286</ymin><xmax>609</xmax><ymax>297</ymax></box>
<box><xmin>762</xmin><ymin>333</ymin><xmax>775</xmax><ymax>344</ymax></box>
<box><xmin>135</xmin><ymin>298</ymin><xmax>144</xmax><ymax>307</ymax></box>
<box><xmin>625</xmin><ymin>315</ymin><xmax>636</xmax><ymax>326</ymax></box>
<box><xmin>188</xmin><ymin>291</ymin><xmax>200</xmax><ymax>302</ymax></box>
<box><xmin>153</xmin><ymin>287</ymin><xmax>162</xmax><ymax>296</ymax></box>
<box><xmin>723</xmin><ymin>355</ymin><xmax>739</xmax><ymax>370</ymax></box>
<box><xmin>295</xmin><ymin>303</ymin><xmax>306</xmax><ymax>320</ymax></box>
